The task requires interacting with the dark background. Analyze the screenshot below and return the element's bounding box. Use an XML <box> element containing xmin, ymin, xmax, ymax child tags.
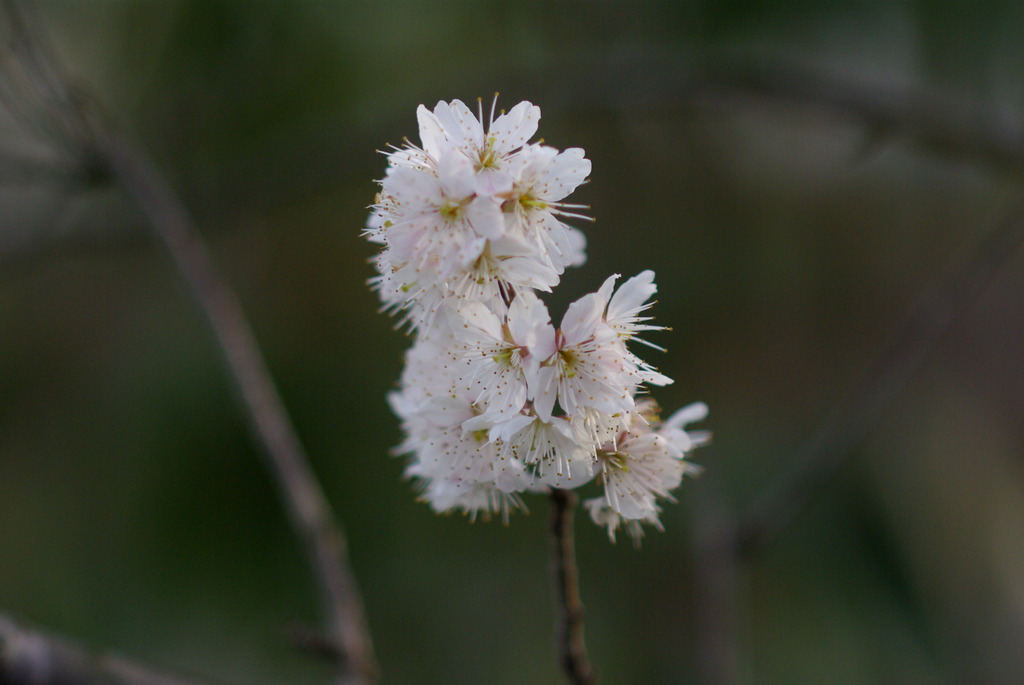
<box><xmin>3</xmin><ymin>2</ymin><xmax>1024</xmax><ymax>683</ymax></box>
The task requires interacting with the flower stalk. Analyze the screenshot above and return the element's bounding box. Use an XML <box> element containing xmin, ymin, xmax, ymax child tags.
<box><xmin>549</xmin><ymin>489</ymin><xmax>598</xmax><ymax>685</ymax></box>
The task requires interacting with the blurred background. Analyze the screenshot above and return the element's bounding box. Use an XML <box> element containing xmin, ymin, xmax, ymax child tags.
<box><xmin>3</xmin><ymin>1</ymin><xmax>1024</xmax><ymax>683</ymax></box>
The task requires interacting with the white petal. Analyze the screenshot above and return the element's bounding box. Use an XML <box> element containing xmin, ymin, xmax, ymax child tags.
<box><xmin>498</xmin><ymin>256</ymin><xmax>558</xmax><ymax>292</ymax></box>
<box><xmin>474</xmin><ymin>167</ymin><xmax>514</xmax><ymax>196</ymax></box>
<box><xmin>507</xmin><ymin>291</ymin><xmax>551</xmax><ymax>350</ymax></box>
<box><xmin>537</xmin><ymin>147</ymin><xmax>591</xmax><ymax>200</ymax></box>
<box><xmin>607</xmin><ymin>270</ymin><xmax>657</xmax><ymax>327</ymax></box>
<box><xmin>561</xmin><ymin>290</ymin><xmax>605</xmax><ymax>347</ymax></box>
<box><xmin>664</xmin><ymin>401</ymin><xmax>709</xmax><ymax>431</ymax></box>
<box><xmin>489</xmin><ymin>101</ymin><xmax>541</xmax><ymax>155</ymax></box>
<box><xmin>454</xmin><ymin>300</ymin><xmax>503</xmax><ymax>341</ymax></box>
<box><xmin>530</xmin><ymin>364</ymin><xmax>559</xmax><ymax>421</ymax></box>
<box><xmin>416</xmin><ymin>104</ymin><xmax>446</xmax><ymax>160</ymax></box>
<box><xmin>563</xmin><ymin>226</ymin><xmax>587</xmax><ymax>267</ymax></box>
<box><xmin>596</xmin><ymin>273</ymin><xmax>620</xmax><ymax>309</ymax></box>
<box><xmin>433</xmin><ymin>99</ymin><xmax>484</xmax><ymax>154</ymax></box>
<box><xmin>463</xmin><ymin>196</ymin><xmax>505</xmax><ymax>240</ymax></box>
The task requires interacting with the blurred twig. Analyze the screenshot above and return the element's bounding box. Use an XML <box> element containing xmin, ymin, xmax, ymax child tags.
<box><xmin>0</xmin><ymin>2</ymin><xmax>377</xmax><ymax>684</ymax></box>
<box><xmin>734</xmin><ymin>199</ymin><xmax>1024</xmax><ymax>558</ymax></box>
<box><xmin>0</xmin><ymin>0</ymin><xmax>101</xmax><ymax>170</ymax></box>
<box><xmin>549</xmin><ymin>489</ymin><xmax>597</xmax><ymax>685</ymax></box>
<box><xmin>98</xmin><ymin>120</ymin><xmax>378</xmax><ymax>685</ymax></box>
<box><xmin>0</xmin><ymin>615</ymin><xmax>224</xmax><ymax>685</ymax></box>
<box><xmin>203</xmin><ymin>55</ymin><xmax>1024</xmax><ymax>216</ymax></box>
<box><xmin>692</xmin><ymin>59</ymin><xmax>1024</xmax><ymax>175</ymax></box>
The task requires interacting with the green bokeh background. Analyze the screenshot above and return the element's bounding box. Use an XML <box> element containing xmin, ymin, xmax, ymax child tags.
<box><xmin>4</xmin><ymin>2</ymin><xmax>1024</xmax><ymax>683</ymax></box>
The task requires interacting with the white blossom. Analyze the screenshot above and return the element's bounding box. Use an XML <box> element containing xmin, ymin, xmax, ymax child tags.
<box><xmin>585</xmin><ymin>401</ymin><xmax>709</xmax><ymax>544</ymax></box>
<box><xmin>390</xmin><ymin>330</ymin><xmax>533</xmax><ymax>520</ymax></box>
<box><xmin>530</xmin><ymin>274</ymin><xmax>672</xmax><ymax>423</ymax></box>
<box><xmin>366</xmin><ymin>97</ymin><xmax>708</xmax><ymax>540</ymax></box>
<box><xmin>502</xmin><ymin>143</ymin><xmax>592</xmax><ymax>274</ymax></box>
<box><xmin>451</xmin><ymin>290</ymin><xmax>549</xmax><ymax>422</ymax></box>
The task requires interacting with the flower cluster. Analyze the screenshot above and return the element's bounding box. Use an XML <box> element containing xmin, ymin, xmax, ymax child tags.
<box><xmin>367</xmin><ymin>98</ymin><xmax>708</xmax><ymax>543</ymax></box>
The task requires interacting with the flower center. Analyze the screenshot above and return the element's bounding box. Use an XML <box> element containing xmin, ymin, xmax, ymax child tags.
<box><xmin>558</xmin><ymin>348</ymin><xmax>579</xmax><ymax>378</ymax></box>
<box><xmin>477</xmin><ymin>137</ymin><xmax>499</xmax><ymax>170</ymax></box>
<box><xmin>438</xmin><ymin>198</ymin><xmax>464</xmax><ymax>221</ymax></box>
<box><xmin>518</xmin><ymin>193</ymin><xmax>548</xmax><ymax>211</ymax></box>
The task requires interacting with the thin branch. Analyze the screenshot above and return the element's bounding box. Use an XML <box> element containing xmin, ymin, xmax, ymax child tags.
<box><xmin>522</xmin><ymin>54</ymin><xmax>1024</xmax><ymax>178</ymax></box>
<box><xmin>98</xmin><ymin>125</ymin><xmax>377</xmax><ymax>685</ymax></box>
<box><xmin>549</xmin><ymin>489</ymin><xmax>597</xmax><ymax>685</ymax></box>
<box><xmin>0</xmin><ymin>2</ymin><xmax>377</xmax><ymax>683</ymax></box>
<box><xmin>142</xmin><ymin>55</ymin><xmax>1024</xmax><ymax>241</ymax></box>
<box><xmin>734</xmin><ymin>200</ymin><xmax>1024</xmax><ymax>558</ymax></box>
<box><xmin>0</xmin><ymin>0</ymin><xmax>92</xmax><ymax>163</ymax></box>
<box><xmin>0</xmin><ymin>614</ymin><xmax>226</xmax><ymax>685</ymax></box>
<box><xmin>692</xmin><ymin>59</ymin><xmax>1024</xmax><ymax>176</ymax></box>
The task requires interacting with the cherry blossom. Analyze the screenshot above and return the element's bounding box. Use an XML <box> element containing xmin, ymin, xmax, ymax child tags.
<box><xmin>367</xmin><ymin>98</ymin><xmax>708</xmax><ymax>541</ymax></box>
